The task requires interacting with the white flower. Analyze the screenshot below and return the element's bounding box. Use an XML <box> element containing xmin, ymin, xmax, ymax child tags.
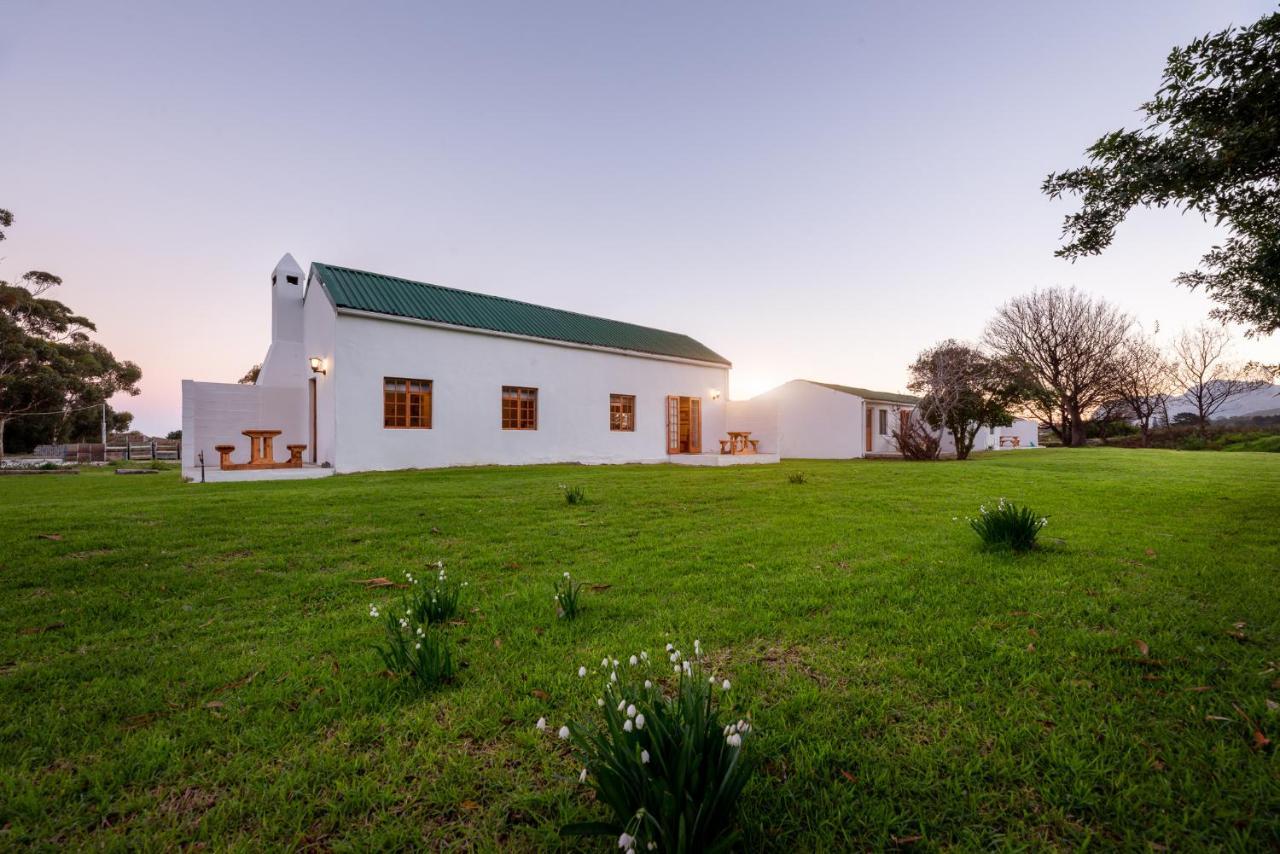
<box><xmin>726</xmin><ymin>732</ymin><xmax>742</xmax><ymax>748</ymax></box>
<box><xmin>682</xmin><ymin>661</ymin><xmax>691</xmax><ymax>674</ymax></box>
<box><xmin>629</xmin><ymin>655</ymin><xmax>638</xmax><ymax>666</ymax></box>
<box><xmin>558</xmin><ymin>725</ymin><xmax>570</xmax><ymax>740</ymax></box>
<box><xmin>669</xmin><ymin>652</ymin><xmax>679</xmax><ymax>663</ymax></box>
<box><xmin>623</xmin><ymin>719</ymin><xmax>634</xmax><ymax>732</ymax></box>
<box><xmin>368</xmin><ymin>605</ymin><xmax>379</xmax><ymax>618</ymax></box>
<box><xmin>414</xmin><ymin>642</ymin><xmax>421</xmax><ymax>650</ymax></box>
<box><xmin>612</xmin><ymin>658</ymin><xmax>620</xmax><ymax>667</ymax></box>
<box><xmin>694</xmin><ymin>639</ymin><xmax>701</xmax><ymax>652</ymax></box>
<box><xmin>640</xmin><ymin>651</ymin><xmax>648</xmax><ymax>661</ymax></box>
<box><xmin>644</xmin><ymin>680</ymin><xmax>653</xmax><ymax>689</ymax></box>
<box><xmin>722</xmin><ymin>679</ymin><xmax>731</xmax><ymax>691</ymax></box>
<box><xmin>578</xmin><ymin>666</ymin><xmax>587</xmax><ymax>678</ymax></box>
<box><xmin>618</xmin><ymin>699</ymin><xmax>627</xmax><ymax>711</ymax></box>
<box><xmin>610</xmin><ymin>671</ymin><xmax>618</xmax><ymax>683</ymax></box>
<box><xmin>673</xmin><ymin>665</ymin><xmax>681</xmax><ymax>674</ymax></box>
<box><xmin>564</xmin><ymin>571</ymin><xmax>571</xmax><ymax>578</ymax></box>
<box><xmin>648</xmin><ymin>844</ymin><xmax>657</xmax><ymax>851</ymax></box>
<box><xmin>635</xmin><ymin>713</ymin><xmax>645</xmax><ymax>729</ymax></box>
<box><xmin>665</xmin><ymin>643</ymin><xmax>674</xmax><ymax>652</ymax></box>
<box><xmin>598</xmin><ymin>698</ymin><xmax>605</xmax><ymax>707</ymax></box>
<box><xmin>709</xmin><ymin>676</ymin><xmax>715</xmax><ymax>684</ymax></box>
<box><xmin>602</xmin><ymin>657</ymin><xmax>610</xmax><ymax>668</ymax></box>
<box><xmin>579</xmin><ymin>767</ymin><xmax>588</xmax><ymax>783</ymax></box>
<box><xmin>536</xmin><ymin>717</ymin><xmax>547</xmax><ymax>731</ymax></box>
<box><xmin>618</xmin><ymin>833</ymin><xmax>633</xmax><ymax>850</ymax></box>
<box><xmin>640</xmin><ymin>749</ymin><xmax>650</xmax><ymax>764</ymax></box>
<box><xmin>626</xmin><ymin>704</ymin><xmax>636</xmax><ymax>718</ymax></box>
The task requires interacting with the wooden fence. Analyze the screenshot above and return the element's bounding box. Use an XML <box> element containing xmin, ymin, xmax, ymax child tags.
<box><xmin>59</xmin><ymin>441</ymin><xmax>180</xmax><ymax>462</ymax></box>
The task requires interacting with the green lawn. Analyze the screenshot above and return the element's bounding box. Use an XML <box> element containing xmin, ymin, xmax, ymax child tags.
<box><xmin>1</xmin><ymin>450</ymin><xmax>1278</xmax><ymax>850</ymax></box>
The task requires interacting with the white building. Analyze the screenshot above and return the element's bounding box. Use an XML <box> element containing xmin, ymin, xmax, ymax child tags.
<box><xmin>182</xmin><ymin>255</ymin><xmax>770</xmax><ymax>480</ymax></box>
<box><xmin>728</xmin><ymin>380</ymin><xmax>919</xmax><ymax>459</ymax></box>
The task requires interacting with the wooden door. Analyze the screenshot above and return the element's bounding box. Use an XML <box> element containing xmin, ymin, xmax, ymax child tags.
<box><xmin>688</xmin><ymin>397</ymin><xmax>701</xmax><ymax>453</ymax></box>
<box><xmin>865</xmin><ymin>407</ymin><xmax>873</xmax><ymax>454</ymax></box>
<box><xmin>308</xmin><ymin>378</ymin><xmax>317</xmax><ymax>463</ymax></box>
<box><xmin>666</xmin><ymin>396</ymin><xmax>680</xmax><ymax>454</ymax></box>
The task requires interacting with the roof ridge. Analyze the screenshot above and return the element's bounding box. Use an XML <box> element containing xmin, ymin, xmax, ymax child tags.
<box><xmin>312</xmin><ymin>262</ymin><xmax>704</xmax><ymax>343</ymax></box>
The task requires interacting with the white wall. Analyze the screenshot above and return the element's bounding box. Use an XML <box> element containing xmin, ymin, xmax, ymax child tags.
<box><xmin>181</xmin><ymin>381</ymin><xmax>307</xmax><ymax>478</ymax></box>
<box><xmin>737</xmin><ymin>381</ymin><xmax>864</xmax><ymax>458</ymax></box>
<box><xmin>330</xmin><ymin>313</ymin><xmax>730</xmax><ymax>472</ymax></box>
<box><xmin>865</xmin><ymin>401</ymin><xmax>912</xmax><ymax>455</ymax></box>
<box><xmin>302</xmin><ymin>277</ymin><xmax>338</xmax><ymax>465</ymax></box>
<box><xmin>725</xmin><ymin>398</ymin><xmax>778</xmax><ymax>454</ymax></box>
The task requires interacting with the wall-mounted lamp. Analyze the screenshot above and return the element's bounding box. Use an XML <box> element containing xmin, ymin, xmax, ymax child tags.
<box><xmin>710</xmin><ymin>389</ymin><xmax>722</xmax><ymax>401</ymax></box>
<box><xmin>308</xmin><ymin>356</ymin><xmax>327</xmax><ymax>375</ymax></box>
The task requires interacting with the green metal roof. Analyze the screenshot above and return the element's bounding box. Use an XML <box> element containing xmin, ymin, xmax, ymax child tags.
<box><xmin>805</xmin><ymin>380</ymin><xmax>920</xmax><ymax>405</ymax></box>
<box><xmin>312</xmin><ymin>263</ymin><xmax>731</xmax><ymax>366</ymax></box>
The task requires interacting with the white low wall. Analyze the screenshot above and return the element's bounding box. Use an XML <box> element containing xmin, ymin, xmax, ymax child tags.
<box><xmin>181</xmin><ymin>380</ymin><xmax>307</xmax><ymax>477</ymax></box>
<box><xmin>726</xmin><ymin>398</ymin><xmax>779</xmax><ymax>454</ymax></box>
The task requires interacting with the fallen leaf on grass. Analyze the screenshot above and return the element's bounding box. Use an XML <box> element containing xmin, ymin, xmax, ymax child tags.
<box><xmin>1144</xmin><ymin>548</ymin><xmax>1156</xmax><ymax>557</ymax></box>
<box><xmin>891</xmin><ymin>835</ymin><xmax>923</xmax><ymax>846</ymax></box>
<box><xmin>1142</xmin><ymin>674</ymin><xmax>1162</xmax><ymax>682</ymax></box>
<box><xmin>1206</xmin><ymin>715</ymin><xmax>1232</xmax><ymax>722</ymax></box>
<box><xmin>36</xmin><ymin>534</ymin><xmax>63</xmax><ymax>541</ymax></box>
<box><xmin>1026</xmin><ymin>643</ymin><xmax>1036</xmax><ymax>653</ymax></box>
<box><xmin>589</xmin><ymin>583</ymin><xmax>611</xmax><ymax>592</ymax></box>
<box><xmin>215</xmin><ymin>670</ymin><xmax>260</xmax><ymax>694</ymax></box>
<box><xmin>493</xmin><ymin>637</ymin><xmax>502</xmax><ymax>649</ymax></box>
<box><xmin>460</xmin><ymin>800</ymin><xmax>481</xmax><ymax>811</ymax></box>
<box><xmin>1134</xmin><ymin>639</ymin><xmax>1150</xmax><ymax>657</ymax></box>
<box><xmin>1226</xmin><ymin>630</ymin><xmax>1247</xmax><ymax>642</ymax></box>
<box><xmin>1009</xmin><ymin>610</ymin><xmax>1030</xmax><ymax>616</ymax></box>
<box><xmin>19</xmin><ymin>622</ymin><xmax>65</xmax><ymax>635</ymax></box>
<box><xmin>352</xmin><ymin>577</ymin><xmax>406</xmax><ymax>589</ymax></box>
<box><xmin>1186</xmin><ymin>686</ymin><xmax>1213</xmax><ymax>693</ymax></box>
<box><xmin>530</xmin><ymin>689</ymin><xmax>550</xmax><ymax>701</ymax></box>
<box><xmin>1233</xmin><ymin>704</ymin><xmax>1271</xmax><ymax>751</ymax></box>
<box><xmin>1027</xmin><ymin>628</ymin><xmax>1039</xmax><ymax>638</ymax></box>
<box><xmin>839</xmin><ymin>770</ymin><xmax>857</xmax><ymax>783</ymax></box>
<box><xmin>204</xmin><ymin>701</ymin><xmax>224</xmax><ymax>710</ymax></box>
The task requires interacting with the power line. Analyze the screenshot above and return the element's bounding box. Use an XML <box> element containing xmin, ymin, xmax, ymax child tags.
<box><xmin>1</xmin><ymin>401</ymin><xmax>110</xmax><ymax>418</ymax></box>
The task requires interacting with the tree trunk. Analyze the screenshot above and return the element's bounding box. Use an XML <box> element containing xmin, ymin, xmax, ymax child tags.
<box><xmin>0</xmin><ymin>417</ymin><xmax>6</xmax><ymax>462</ymax></box>
<box><xmin>1068</xmin><ymin>407</ymin><xmax>1088</xmax><ymax>447</ymax></box>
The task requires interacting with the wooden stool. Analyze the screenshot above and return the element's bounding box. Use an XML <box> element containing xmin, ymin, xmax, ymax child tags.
<box><xmin>286</xmin><ymin>444</ymin><xmax>307</xmax><ymax>466</ymax></box>
<box><xmin>214</xmin><ymin>444</ymin><xmax>236</xmax><ymax>470</ymax></box>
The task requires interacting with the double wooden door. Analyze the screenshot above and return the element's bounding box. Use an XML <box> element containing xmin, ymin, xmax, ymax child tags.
<box><xmin>665</xmin><ymin>396</ymin><xmax>701</xmax><ymax>454</ymax></box>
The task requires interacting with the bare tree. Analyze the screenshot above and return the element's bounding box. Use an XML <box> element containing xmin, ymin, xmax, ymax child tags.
<box><xmin>892</xmin><ymin>406</ymin><xmax>942</xmax><ymax>461</ymax></box>
<box><xmin>984</xmin><ymin>287</ymin><xmax>1131</xmax><ymax>446</ymax></box>
<box><xmin>1169</xmin><ymin>324</ymin><xmax>1265</xmax><ymax>436</ymax></box>
<box><xmin>1110</xmin><ymin>332</ymin><xmax>1176</xmax><ymax>447</ymax></box>
<box><xmin>905</xmin><ymin>340</ymin><xmax>1017</xmax><ymax>460</ymax></box>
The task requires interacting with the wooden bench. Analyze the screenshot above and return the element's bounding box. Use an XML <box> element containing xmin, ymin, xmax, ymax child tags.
<box><xmin>214</xmin><ymin>431</ymin><xmax>307</xmax><ymax>470</ymax></box>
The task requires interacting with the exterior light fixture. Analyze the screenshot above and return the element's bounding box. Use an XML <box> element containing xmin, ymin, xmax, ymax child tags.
<box><xmin>710</xmin><ymin>389</ymin><xmax>722</xmax><ymax>400</ymax></box>
<box><xmin>309</xmin><ymin>356</ymin><xmax>327</xmax><ymax>375</ymax></box>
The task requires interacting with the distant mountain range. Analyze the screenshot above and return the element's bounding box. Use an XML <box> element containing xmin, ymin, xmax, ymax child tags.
<box><xmin>1165</xmin><ymin>383</ymin><xmax>1280</xmax><ymax>421</ymax></box>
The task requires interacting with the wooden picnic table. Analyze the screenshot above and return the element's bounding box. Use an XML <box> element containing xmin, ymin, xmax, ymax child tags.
<box><xmin>720</xmin><ymin>431</ymin><xmax>759</xmax><ymax>455</ymax></box>
<box><xmin>213</xmin><ymin>429</ymin><xmax>306</xmax><ymax>470</ymax></box>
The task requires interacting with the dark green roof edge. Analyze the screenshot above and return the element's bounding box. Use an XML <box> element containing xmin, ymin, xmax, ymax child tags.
<box><xmin>312</xmin><ymin>262</ymin><xmax>731</xmax><ymax>367</ymax></box>
<box><xmin>804</xmin><ymin>380</ymin><xmax>920</xmax><ymax>405</ymax></box>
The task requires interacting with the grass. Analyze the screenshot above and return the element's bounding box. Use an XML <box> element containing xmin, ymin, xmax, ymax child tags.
<box><xmin>1</xmin><ymin>449</ymin><xmax>1278</xmax><ymax>849</ymax></box>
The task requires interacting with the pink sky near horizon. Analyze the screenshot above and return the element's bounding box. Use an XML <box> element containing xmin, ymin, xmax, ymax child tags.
<box><xmin>3</xmin><ymin>1</ymin><xmax>1276</xmax><ymax>436</ymax></box>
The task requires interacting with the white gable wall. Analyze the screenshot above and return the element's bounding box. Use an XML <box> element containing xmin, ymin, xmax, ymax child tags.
<box><xmin>328</xmin><ymin>312</ymin><xmax>730</xmax><ymax>473</ymax></box>
<box><xmin>739</xmin><ymin>381</ymin><xmax>864</xmax><ymax>458</ymax></box>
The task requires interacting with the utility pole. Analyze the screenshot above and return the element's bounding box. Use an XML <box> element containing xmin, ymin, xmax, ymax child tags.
<box><xmin>101</xmin><ymin>402</ymin><xmax>107</xmax><ymax>445</ymax></box>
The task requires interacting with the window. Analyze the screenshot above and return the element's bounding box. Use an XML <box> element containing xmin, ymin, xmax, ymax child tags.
<box><xmin>610</xmin><ymin>394</ymin><xmax>635</xmax><ymax>431</ymax></box>
<box><xmin>502</xmin><ymin>386</ymin><xmax>538</xmax><ymax>429</ymax></box>
<box><xmin>384</xmin><ymin>378</ymin><xmax>432</xmax><ymax>428</ymax></box>
<box><xmin>878</xmin><ymin>408</ymin><xmax>888</xmax><ymax>436</ymax></box>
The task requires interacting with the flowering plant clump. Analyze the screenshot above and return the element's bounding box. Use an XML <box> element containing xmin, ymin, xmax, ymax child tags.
<box><xmin>538</xmin><ymin>641</ymin><xmax>755</xmax><ymax>852</ymax></box>
<box><xmin>553</xmin><ymin>571</ymin><xmax>583</xmax><ymax>620</ymax></box>
<box><xmin>560</xmin><ymin>483</ymin><xmax>587</xmax><ymax>505</ymax></box>
<box><xmin>369</xmin><ymin>603</ymin><xmax>455</xmax><ymax>691</ymax></box>
<box><xmin>786</xmin><ymin>471</ymin><xmax>808</xmax><ymax>485</ymax></box>
<box><xmin>966</xmin><ymin>497</ymin><xmax>1048</xmax><ymax>552</ymax></box>
<box><xmin>404</xmin><ymin>561</ymin><xmax>467</xmax><ymax>625</ymax></box>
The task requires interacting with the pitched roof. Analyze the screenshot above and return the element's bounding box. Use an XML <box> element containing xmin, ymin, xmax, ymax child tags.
<box><xmin>312</xmin><ymin>263</ymin><xmax>731</xmax><ymax>366</ymax></box>
<box><xmin>804</xmin><ymin>380</ymin><xmax>920</xmax><ymax>405</ymax></box>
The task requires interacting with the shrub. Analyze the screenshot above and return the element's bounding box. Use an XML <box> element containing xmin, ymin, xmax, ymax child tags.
<box><xmin>967</xmin><ymin>498</ymin><xmax>1047</xmax><ymax>552</ymax></box>
<box><xmin>369</xmin><ymin>603</ymin><xmax>455</xmax><ymax>691</ymax></box>
<box><xmin>1180</xmin><ymin>434</ymin><xmax>1208</xmax><ymax>451</ymax></box>
<box><xmin>554</xmin><ymin>571</ymin><xmax>583</xmax><ymax>620</ymax></box>
<box><xmin>560</xmin><ymin>484</ymin><xmax>587</xmax><ymax>505</ymax></box>
<box><xmin>787</xmin><ymin>472</ymin><xmax>807</xmax><ymax>484</ymax></box>
<box><xmin>404</xmin><ymin>562</ymin><xmax>466</xmax><ymax>624</ymax></box>
<box><xmin>542</xmin><ymin>642</ymin><xmax>755</xmax><ymax>852</ymax></box>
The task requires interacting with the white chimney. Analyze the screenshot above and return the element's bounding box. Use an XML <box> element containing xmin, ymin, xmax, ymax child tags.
<box><xmin>271</xmin><ymin>253</ymin><xmax>305</xmax><ymax>343</ymax></box>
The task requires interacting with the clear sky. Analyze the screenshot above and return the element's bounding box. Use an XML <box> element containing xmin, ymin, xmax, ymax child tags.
<box><xmin>3</xmin><ymin>1</ymin><xmax>1276</xmax><ymax>435</ymax></box>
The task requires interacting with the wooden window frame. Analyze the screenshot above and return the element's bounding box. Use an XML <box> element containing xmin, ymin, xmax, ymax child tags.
<box><xmin>878</xmin><ymin>408</ymin><xmax>888</xmax><ymax>436</ymax></box>
<box><xmin>383</xmin><ymin>377</ymin><xmax>433</xmax><ymax>429</ymax></box>
<box><xmin>610</xmin><ymin>394</ymin><xmax>636</xmax><ymax>432</ymax></box>
<box><xmin>502</xmin><ymin>386</ymin><xmax>538</xmax><ymax>430</ymax></box>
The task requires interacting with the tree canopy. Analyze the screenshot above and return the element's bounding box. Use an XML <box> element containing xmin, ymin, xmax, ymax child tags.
<box><xmin>1044</xmin><ymin>12</ymin><xmax>1280</xmax><ymax>335</ymax></box>
<box><xmin>0</xmin><ymin>209</ymin><xmax>141</xmax><ymax>456</ymax></box>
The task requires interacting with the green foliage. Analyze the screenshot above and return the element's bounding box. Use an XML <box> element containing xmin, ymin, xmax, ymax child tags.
<box><xmin>1180</xmin><ymin>434</ymin><xmax>1208</xmax><ymax>451</ymax></box>
<box><xmin>560</xmin><ymin>484</ymin><xmax>587</xmax><ymax>505</ymax></box>
<box><xmin>967</xmin><ymin>498</ymin><xmax>1046</xmax><ymax>552</ymax></box>
<box><xmin>404</xmin><ymin>563</ymin><xmax>465</xmax><ymax>624</ymax></box>
<box><xmin>1044</xmin><ymin>12</ymin><xmax>1280</xmax><ymax>334</ymax></box>
<box><xmin>554</xmin><ymin>571</ymin><xmax>583</xmax><ymax>620</ymax></box>
<box><xmin>370</xmin><ymin>603</ymin><xmax>455</xmax><ymax>691</ymax></box>
<box><xmin>787</xmin><ymin>472</ymin><xmax>808</xmax><ymax>484</ymax></box>
<box><xmin>1221</xmin><ymin>434</ymin><xmax>1280</xmax><ymax>452</ymax></box>
<box><xmin>556</xmin><ymin>644</ymin><xmax>753</xmax><ymax>852</ymax></box>
<box><xmin>0</xmin><ymin>208</ymin><xmax>141</xmax><ymax>457</ymax></box>
<box><xmin>907</xmin><ymin>340</ymin><xmax>1019</xmax><ymax>460</ymax></box>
